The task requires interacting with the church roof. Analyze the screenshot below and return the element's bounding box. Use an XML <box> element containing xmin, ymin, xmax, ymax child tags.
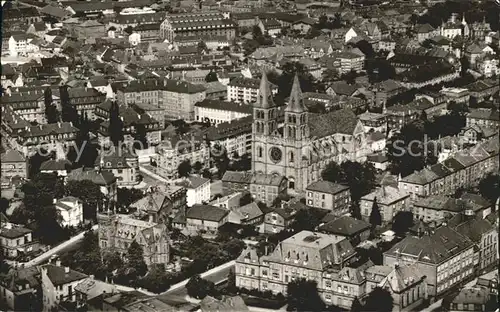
<box><xmin>285</xmin><ymin>74</ymin><xmax>307</xmax><ymax>114</ymax></box>
<box><xmin>254</xmin><ymin>71</ymin><xmax>276</xmax><ymax>109</ymax></box>
<box><xmin>308</xmin><ymin>109</ymin><xmax>358</xmax><ymax>137</ymax></box>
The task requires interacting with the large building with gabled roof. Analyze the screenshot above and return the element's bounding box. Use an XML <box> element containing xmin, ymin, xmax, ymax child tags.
<box><xmin>251</xmin><ymin>72</ymin><xmax>370</xmax><ymax>193</ymax></box>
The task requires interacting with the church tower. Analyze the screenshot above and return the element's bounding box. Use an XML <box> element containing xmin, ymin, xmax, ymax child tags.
<box><xmin>284</xmin><ymin>74</ymin><xmax>309</xmax><ymax>141</ymax></box>
<box><xmin>252</xmin><ymin>71</ymin><xmax>278</xmax><ymax>172</ymax></box>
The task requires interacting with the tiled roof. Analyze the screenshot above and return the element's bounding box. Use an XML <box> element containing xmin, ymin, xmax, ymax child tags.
<box><xmin>204</xmin><ymin>115</ymin><xmax>252</xmax><ymax>141</ymax></box>
<box><xmin>228</xmin><ymin>77</ymin><xmax>277</xmax><ymax>90</ymax></box>
<box><xmin>381</xmin><ymin>264</ymin><xmax>425</xmax><ymax>293</ymax></box>
<box><xmin>67</xmin><ymin>168</ymin><xmax>116</xmax><ymax>185</ymax></box>
<box><xmin>186</xmin><ymin>176</ymin><xmax>210</xmax><ymax>189</ymax></box>
<box><xmin>413</xmin><ymin>196</ymin><xmax>484</xmax><ymax>213</ymax></box>
<box><xmin>328</xmin><ymin>81</ymin><xmax>359</xmax><ymax>96</ymax></box>
<box><xmin>1</xmin><ymin>150</ymin><xmax>25</xmax><ymax>163</ymax></box>
<box><xmin>319</xmin><ymin>216</ymin><xmax>370</xmax><ymax>237</ymax></box>
<box><xmin>361</xmin><ymin>186</ymin><xmax>408</xmax><ymax>205</ymax></box>
<box><xmin>467</xmin><ymin>108</ymin><xmax>499</xmax><ymax>121</ymax></box>
<box><xmin>115</xmin><ymin>78</ymin><xmax>206</xmax><ymax>94</ymax></box>
<box><xmin>233</xmin><ymin>202</ymin><xmax>264</xmax><ymax>221</ymax></box>
<box><xmin>42</xmin><ymin>264</ymin><xmax>87</xmax><ymax>286</ymax></box>
<box><xmin>186</xmin><ymin>204</ymin><xmax>228</xmax><ymax>222</ymax></box>
<box><xmin>21</xmin><ymin>122</ymin><xmax>78</xmax><ymax>138</ymax></box>
<box><xmin>222</xmin><ymin>171</ymin><xmax>254</xmax><ymax>184</ymax></box>
<box><xmin>306</xmin><ymin>181</ymin><xmax>349</xmax><ymax>195</ymax></box>
<box><xmin>308</xmin><ymin>109</ymin><xmax>359</xmax><ymax>137</ymax></box>
<box><xmin>251</xmin><ymin>173</ymin><xmax>285</xmax><ymax>186</ymax></box>
<box><xmin>384</xmin><ymin>226</ymin><xmax>474</xmax><ymax>264</ymax></box>
<box><xmin>0</xmin><ymin>226</ymin><xmax>32</xmax><ymax>239</ymax></box>
<box><xmin>455</xmin><ymin>218</ymin><xmax>495</xmax><ymax>243</ymax></box>
<box><xmin>448</xmin><ymin>288</ymin><xmax>489</xmax><ymax>305</ymax></box>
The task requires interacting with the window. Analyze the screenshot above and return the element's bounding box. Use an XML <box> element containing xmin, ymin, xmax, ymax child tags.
<box><xmin>258</xmin><ymin>147</ymin><xmax>263</xmax><ymax>158</ymax></box>
<box><xmin>325</xmin><ymin>281</ymin><xmax>331</xmax><ymax>288</ymax></box>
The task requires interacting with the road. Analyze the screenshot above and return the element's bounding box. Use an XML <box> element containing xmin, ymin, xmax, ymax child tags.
<box><xmin>158</xmin><ymin>261</ymin><xmax>235</xmax><ymax>300</ymax></box>
<box><xmin>24</xmin><ymin>225</ymin><xmax>98</xmax><ymax>267</ymax></box>
<box><xmin>420</xmin><ymin>299</ymin><xmax>443</xmax><ymax>312</ymax></box>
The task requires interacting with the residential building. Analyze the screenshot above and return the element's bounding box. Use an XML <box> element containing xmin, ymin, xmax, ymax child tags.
<box><xmin>263</xmin><ymin>202</ymin><xmax>304</xmax><ymax>234</ymax></box>
<box><xmin>416</xmin><ymin>23</ymin><xmax>439</xmax><ymax>42</ymax></box>
<box><xmin>476</xmin><ymin>270</ymin><xmax>498</xmax><ymax>296</ymax></box>
<box><xmin>0</xmin><ymin>223</ymin><xmax>35</xmax><ymax>259</ymax></box>
<box><xmin>115</xmin><ymin>78</ymin><xmax>206</xmax><ymax>121</ymax></box>
<box><xmin>184</xmin><ymin>204</ymin><xmax>229</xmax><ymax>235</ymax></box>
<box><xmin>0</xmin><ymin>266</ymin><xmax>40</xmax><ymax>311</ymax></box>
<box><xmin>465</xmin><ymin>79</ymin><xmax>499</xmax><ymax>100</ymax></box>
<box><xmin>97</xmin><ymin>213</ymin><xmax>170</xmax><ymax>266</ymax></box>
<box><xmin>55</xmin><ymin>196</ymin><xmax>84</xmax><ymax>228</ymax></box>
<box><xmin>131</xmin><ymin>184</ymin><xmax>187</xmax><ymax>224</ymax></box>
<box><xmin>205</xmin><ymin>116</ymin><xmax>253</xmax><ymax>159</ymax></box>
<box><xmin>200</xmin><ymin>295</ymin><xmax>249</xmax><ymax>312</ymax></box>
<box><xmin>8</xmin><ymin>34</ymin><xmax>39</xmax><ymax>56</ymax></box>
<box><xmin>153</xmin><ymin>134</ymin><xmax>209</xmax><ymax>180</ymax></box>
<box><xmin>228</xmin><ymin>202</ymin><xmax>265</xmax><ymax>227</ymax></box>
<box><xmin>14</xmin><ymin>122</ymin><xmax>78</xmax><ymax>156</ymax></box>
<box><xmin>73</xmin><ymin>20</ymin><xmax>106</xmax><ymax>41</ymax></box>
<box><xmin>384</xmin><ymin>226</ymin><xmax>475</xmax><ymax>297</ymax></box>
<box><xmin>443</xmin><ymin>288</ymin><xmax>490</xmax><ymax>312</ymax></box>
<box><xmin>466</xmin><ymin>108</ymin><xmax>499</xmax><ymax>129</ymax></box>
<box><xmin>68</xmin><ymin>87</ymin><xmax>106</xmax><ymax>120</ymax></box>
<box><xmin>250</xmin><ymin>173</ymin><xmax>287</xmax><ymax>206</ymax></box>
<box><xmin>373</xmin><ymin>79</ymin><xmax>405</xmax><ymax>108</ymax></box>
<box><xmin>195</xmin><ymin>99</ymin><xmax>252</xmax><ymax>125</ymax></box>
<box><xmin>1</xmin><ymin>89</ymin><xmax>47</xmax><ymax>124</ymax></box>
<box><xmin>331</xmin><ymin>51</ymin><xmax>365</xmax><ymax>74</ymax></box>
<box><xmin>222</xmin><ymin>171</ymin><xmax>254</xmax><ymax>193</ymax></box>
<box><xmin>210</xmin><ymin>191</ymin><xmax>242</xmax><ymax>210</ymax></box>
<box><xmin>318</xmin><ymin>216</ymin><xmax>370</xmax><ymax>246</ymax></box>
<box><xmin>40</xmin><ymin>262</ymin><xmax>88</xmax><ymax>312</ymax></box>
<box><xmin>235</xmin><ymin>230</ymin><xmax>356</xmax><ymax>295</ymax></box>
<box><xmin>67</xmin><ymin>168</ymin><xmax>117</xmax><ymax>202</ymax></box>
<box><xmin>39</xmin><ymin>159</ymin><xmax>72</xmax><ymax>178</ymax></box>
<box><xmin>183</xmin><ymin>176</ymin><xmax>211</xmax><ymax>207</ymax></box>
<box><xmin>95</xmin><ymin>154</ymin><xmax>140</xmax><ymax>187</ymax></box>
<box><xmin>454</xmin><ymin>217</ymin><xmax>498</xmax><ymax>271</ymax></box>
<box><xmin>440</xmin><ymin>87</ymin><xmax>470</xmax><ymax>104</ymax></box>
<box><xmin>322</xmin><ymin>266</ymin><xmax>367</xmax><ymax>309</ymax></box>
<box><xmin>227</xmin><ymin>77</ymin><xmax>278</xmax><ymax>103</ymax></box>
<box><xmin>385</xmin><ymin>97</ymin><xmax>446</xmax><ymax>130</ymax></box>
<box><xmin>74</xmin><ymin>276</ymin><xmax>118</xmax><ymax>310</ymax></box>
<box><xmin>160</xmin><ymin>12</ymin><xmax>236</xmax><ymax>42</ymax></box>
<box><xmin>1</xmin><ymin>149</ymin><xmax>27</xmax><ymax>181</ymax></box>
<box><xmin>305</xmin><ymin>181</ymin><xmax>350</xmax><ymax>214</ymax></box>
<box><xmin>379</xmin><ymin>264</ymin><xmax>428</xmax><ymax>311</ymax></box>
<box><xmin>398</xmin><ymin>136</ymin><xmax>499</xmax><ymax>201</ymax></box>
<box><xmin>412</xmin><ymin>196</ymin><xmax>490</xmax><ymax>223</ymax></box>
<box><xmin>360</xmin><ymin>186</ymin><xmax>410</xmax><ymax>224</ymax></box>
<box><xmin>358</xmin><ymin>111</ymin><xmax>388</xmax><ymax>134</ymax></box>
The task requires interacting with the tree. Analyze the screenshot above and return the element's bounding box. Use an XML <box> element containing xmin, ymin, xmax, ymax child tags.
<box><xmin>109</xmin><ymin>101</ymin><xmax>123</xmax><ymax>147</ymax></box>
<box><xmin>239</xmin><ymin>192</ymin><xmax>253</xmax><ymax>207</ymax></box>
<box><xmin>350</xmin><ymin>296</ymin><xmax>363</xmax><ymax>312</ymax></box>
<box><xmin>226</xmin><ymin>268</ymin><xmax>236</xmax><ymax>294</ymax></box>
<box><xmin>369</xmin><ymin>197</ymin><xmax>382</xmax><ymax>228</ymax></box>
<box><xmin>193</xmin><ymin>161</ymin><xmax>203</xmax><ymax>173</ymax></box>
<box><xmin>138</xmin><ymin>264</ymin><xmax>171</xmax><ymax>293</ymax></box>
<box><xmin>186</xmin><ymin>274</ymin><xmax>217</xmax><ymax>299</ymax></box>
<box><xmin>197</xmin><ymin>40</ymin><xmax>208</xmax><ymax>52</ymax></box>
<box><xmin>392</xmin><ymin>211</ymin><xmax>414</xmax><ymax>236</ymax></box>
<box><xmin>273</xmin><ymin>62</ymin><xmax>318</xmax><ymax>103</ymax></box>
<box><xmin>205</xmin><ymin>71</ymin><xmax>218</xmax><ymax>82</ymax></box>
<box><xmin>322</xmin><ymin>161</ymin><xmax>376</xmax><ymax>202</ymax></box>
<box><xmin>364</xmin><ymin>287</ymin><xmax>393</xmax><ymax>312</ymax></box>
<box><xmin>177</xmin><ymin>160</ymin><xmax>192</xmax><ymax>178</ymax></box>
<box><xmin>65</xmin><ymin>180</ymin><xmax>104</xmax><ymax>220</ymax></box>
<box><xmin>322</xmin><ymin>68</ymin><xmax>339</xmax><ymax>83</ymax></box>
<box><xmin>287</xmin><ymin>278</ymin><xmax>325</xmax><ymax>312</ymax></box>
<box><xmin>0</xmin><ymin>198</ymin><xmax>8</xmax><ymax>215</ymax></box>
<box><xmin>478</xmin><ymin>173</ymin><xmax>500</xmax><ymax>205</ymax></box>
<box><xmin>350</xmin><ymin>201</ymin><xmax>362</xmax><ymax>220</ymax></box>
<box><xmin>127</xmin><ymin>241</ymin><xmax>147</xmax><ymax>277</ymax></box>
<box><xmin>290</xmin><ymin>209</ymin><xmax>324</xmax><ymax>232</ymax></box>
<box><xmin>44</xmin><ymin>87</ymin><xmax>59</xmax><ymax>123</ymax></box>
<box><xmin>202</xmin><ymin>169</ymin><xmax>212</xmax><ymax>179</ymax></box>
<box><xmin>133</xmin><ymin>123</ymin><xmax>148</xmax><ymax>150</ymax></box>
<box><xmin>117</xmin><ymin>188</ymin><xmax>144</xmax><ymax>210</ymax></box>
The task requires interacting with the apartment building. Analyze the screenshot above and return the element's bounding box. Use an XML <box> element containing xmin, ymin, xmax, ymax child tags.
<box><xmin>184</xmin><ymin>176</ymin><xmax>211</xmax><ymax>207</ymax></box>
<box><xmin>68</xmin><ymin>87</ymin><xmax>106</xmax><ymax>120</ymax></box>
<box><xmin>412</xmin><ymin>196</ymin><xmax>490</xmax><ymax>223</ymax></box>
<box><xmin>153</xmin><ymin>135</ymin><xmax>209</xmax><ymax>180</ymax></box>
<box><xmin>205</xmin><ymin>116</ymin><xmax>253</xmax><ymax>159</ymax></box>
<box><xmin>195</xmin><ymin>99</ymin><xmax>252</xmax><ymax>125</ymax></box>
<box><xmin>1</xmin><ymin>89</ymin><xmax>48</xmax><ymax>124</ymax></box>
<box><xmin>55</xmin><ymin>197</ymin><xmax>84</xmax><ymax>228</ymax></box>
<box><xmin>0</xmin><ymin>266</ymin><xmax>40</xmax><ymax>311</ymax></box>
<box><xmin>14</xmin><ymin>122</ymin><xmax>78</xmax><ymax>156</ymax></box>
<box><xmin>1</xmin><ymin>149</ymin><xmax>27</xmax><ymax>181</ymax></box>
<box><xmin>184</xmin><ymin>204</ymin><xmax>229</xmax><ymax>236</ymax></box>
<box><xmin>305</xmin><ymin>181</ymin><xmax>350</xmax><ymax>214</ymax></box>
<box><xmin>41</xmin><ymin>263</ymin><xmax>88</xmax><ymax>312</ymax></box>
<box><xmin>227</xmin><ymin>77</ymin><xmax>278</xmax><ymax>103</ymax></box>
<box><xmin>235</xmin><ymin>231</ymin><xmax>356</xmax><ymax>295</ymax></box>
<box><xmin>440</xmin><ymin>87</ymin><xmax>470</xmax><ymax>105</ymax></box>
<box><xmin>318</xmin><ymin>216</ymin><xmax>370</xmax><ymax>247</ymax></box>
<box><xmin>373</xmin><ymin>79</ymin><xmax>405</xmax><ymax>108</ymax></box>
<box><xmin>0</xmin><ymin>223</ymin><xmax>35</xmax><ymax>259</ymax></box>
<box><xmin>160</xmin><ymin>12</ymin><xmax>236</xmax><ymax>42</ymax></box>
<box><xmin>360</xmin><ymin>186</ymin><xmax>410</xmax><ymax>224</ymax></box>
<box><xmin>398</xmin><ymin>136</ymin><xmax>499</xmax><ymax>201</ymax></box>
<box><xmin>384</xmin><ymin>226</ymin><xmax>475</xmax><ymax>297</ymax></box>
<box><xmin>331</xmin><ymin>51</ymin><xmax>365</xmax><ymax>74</ymax></box>
<box><xmin>95</xmin><ymin>154</ymin><xmax>140</xmax><ymax>187</ymax></box>
<box><xmin>222</xmin><ymin>171</ymin><xmax>254</xmax><ymax>193</ymax></box>
<box><xmin>115</xmin><ymin>78</ymin><xmax>206</xmax><ymax>121</ymax></box>
<box><xmin>466</xmin><ymin>108</ymin><xmax>499</xmax><ymax>129</ymax></box>
<box><xmin>250</xmin><ymin>173</ymin><xmax>288</xmax><ymax>207</ymax></box>
<box><xmin>385</xmin><ymin>97</ymin><xmax>446</xmax><ymax>131</ymax></box>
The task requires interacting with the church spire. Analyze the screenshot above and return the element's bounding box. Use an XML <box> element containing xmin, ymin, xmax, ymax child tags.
<box><xmin>256</xmin><ymin>70</ymin><xmax>275</xmax><ymax>109</ymax></box>
<box><xmin>286</xmin><ymin>73</ymin><xmax>307</xmax><ymax>113</ymax></box>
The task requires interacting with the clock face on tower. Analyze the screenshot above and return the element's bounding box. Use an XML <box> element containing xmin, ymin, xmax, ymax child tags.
<box><xmin>269</xmin><ymin>147</ymin><xmax>282</xmax><ymax>163</ymax></box>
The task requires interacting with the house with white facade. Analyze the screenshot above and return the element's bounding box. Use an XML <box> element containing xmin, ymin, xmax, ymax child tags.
<box><xmin>55</xmin><ymin>196</ymin><xmax>84</xmax><ymax>227</ymax></box>
<box><xmin>184</xmin><ymin>176</ymin><xmax>211</xmax><ymax>207</ymax></box>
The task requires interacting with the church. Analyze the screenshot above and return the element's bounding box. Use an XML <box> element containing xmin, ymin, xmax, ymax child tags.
<box><xmin>251</xmin><ymin>72</ymin><xmax>370</xmax><ymax>193</ymax></box>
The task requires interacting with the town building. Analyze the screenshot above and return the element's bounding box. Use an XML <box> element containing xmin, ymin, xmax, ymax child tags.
<box><xmin>318</xmin><ymin>216</ymin><xmax>370</xmax><ymax>246</ymax></box>
<box><xmin>235</xmin><ymin>230</ymin><xmax>356</xmax><ymax>295</ymax></box>
<box><xmin>184</xmin><ymin>204</ymin><xmax>229</xmax><ymax>236</ymax></box>
<box><xmin>95</xmin><ymin>153</ymin><xmax>140</xmax><ymax>187</ymax></box>
<box><xmin>195</xmin><ymin>99</ymin><xmax>252</xmax><ymax>125</ymax></box>
<box><xmin>305</xmin><ymin>181</ymin><xmax>350</xmax><ymax>214</ymax></box>
<box><xmin>182</xmin><ymin>176</ymin><xmax>211</xmax><ymax>207</ymax></box>
<box><xmin>360</xmin><ymin>186</ymin><xmax>410</xmax><ymax>224</ymax></box>
<box><xmin>0</xmin><ymin>223</ymin><xmax>35</xmax><ymax>259</ymax></box>
<box><xmin>250</xmin><ymin>173</ymin><xmax>288</xmax><ymax>206</ymax></box>
<box><xmin>160</xmin><ymin>12</ymin><xmax>236</xmax><ymax>42</ymax></box>
<box><xmin>228</xmin><ymin>202</ymin><xmax>265</xmax><ymax>227</ymax></box>
<box><xmin>443</xmin><ymin>287</ymin><xmax>490</xmax><ymax>312</ymax></box>
<box><xmin>412</xmin><ymin>196</ymin><xmax>490</xmax><ymax>223</ymax></box>
<box><xmin>67</xmin><ymin>168</ymin><xmax>117</xmax><ymax>202</ymax></box>
<box><xmin>221</xmin><ymin>171</ymin><xmax>254</xmax><ymax>193</ymax></box>
<box><xmin>55</xmin><ymin>196</ymin><xmax>84</xmax><ymax>228</ymax></box>
<box><xmin>1</xmin><ymin>150</ymin><xmax>27</xmax><ymax>181</ymax></box>
<box><xmin>97</xmin><ymin>213</ymin><xmax>170</xmax><ymax>266</ymax></box>
<box><xmin>466</xmin><ymin>108</ymin><xmax>499</xmax><ymax>129</ymax></box>
<box><xmin>227</xmin><ymin>77</ymin><xmax>278</xmax><ymax>104</ymax></box>
<box><xmin>13</xmin><ymin>122</ymin><xmax>78</xmax><ymax>156</ymax></box>
<box><xmin>40</xmin><ymin>262</ymin><xmax>88</xmax><ymax>312</ymax></box>
<box><xmin>204</xmin><ymin>116</ymin><xmax>253</xmax><ymax>159</ymax></box>
<box><xmin>384</xmin><ymin>226</ymin><xmax>475</xmax><ymax>297</ymax></box>
<box><xmin>115</xmin><ymin>78</ymin><xmax>206</xmax><ymax>121</ymax></box>
<box><xmin>131</xmin><ymin>184</ymin><xmax>187</xmax><ymax>224</ymax></box>
<box><xmin>0</xmin><ymin>266</ymin><xmax>40</xmax><ymax>311</ymax></box>
<box><xmin>68</xmin><ymin>87</ymin><xmax>106</xmax><ymax>120</ymax></box>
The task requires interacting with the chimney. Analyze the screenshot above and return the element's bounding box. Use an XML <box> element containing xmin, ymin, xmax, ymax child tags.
<box><xmin>53</xmin><ymin>198</ymin><xmax>57</xmax><ymax>204</ymax></box>
<box><xmin>55</xmin><ymin>259</ymin><xmax>61</xmax><ymax>266</ymax></box>
<box><xmin>57</xmin><ymin>122</ymin><xmax>61</xmax><ymax>128</ymax></box>
<box><xmin>65</xmin><ymin>266</ymin><xmax>70</xmax><ymax>273</ymax></box>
